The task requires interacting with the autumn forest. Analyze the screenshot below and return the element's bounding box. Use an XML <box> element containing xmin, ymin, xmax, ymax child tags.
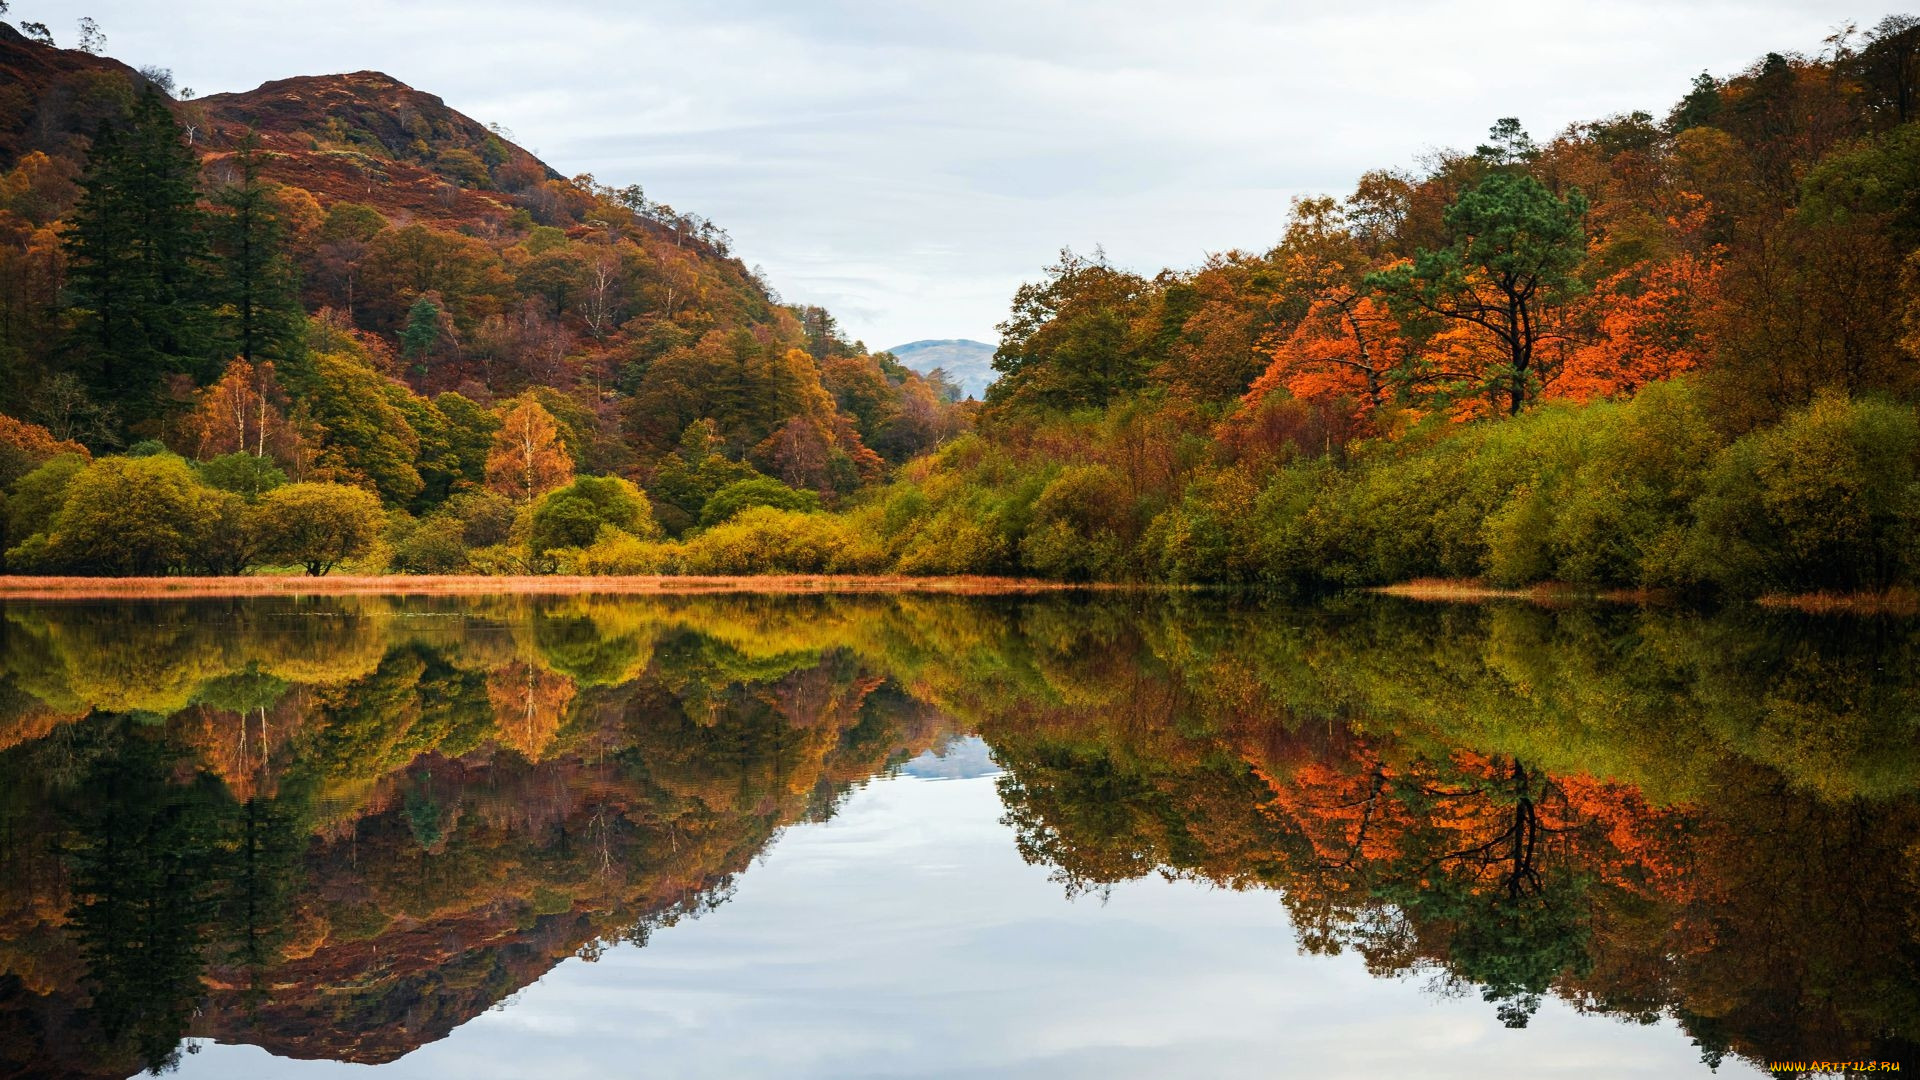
<box><xmin>5</xmin><ymin>6</ymin><xmax>1920</xmax><ymax>1080</ymax></box>
<box><xmin>0</xmin><ymin>16</ymin><xmax>1917</xmax><ymax>594</ymax></box>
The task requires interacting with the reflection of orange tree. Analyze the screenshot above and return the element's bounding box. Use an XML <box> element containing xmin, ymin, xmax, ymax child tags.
<box><xmin>485</xmin><ymin>662</ymin><xmax>574</xmax><ymax>762</ymax></box>
<box><xmin>914</xmin><ymin>594</ymin><xmax>1920</xmax><ymax>1065</ymax></box>
<box><xmin>984</xmin><ymin>696</ymin><xmax>1920</xmax><ymax>1068</ymax></box>
<box><xmin>1260</xmin><ymin>747</ymin><xmax>1628</xmax><ymax>1027</ymax></box>
<box><xmin>192</xmin><ymin>646</ymin><xmax>944</xmax><ymax>1065</ymax></box>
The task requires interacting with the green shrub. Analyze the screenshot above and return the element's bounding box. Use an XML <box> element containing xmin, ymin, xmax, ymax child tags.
<box><xmin>198</xmin><ymin>452</ymin><xmax>288</xmax><ymax>500</ymax></box>
<box><xmin>1686</xmin><ymin>393</ymin><xmax>1919</xmax><ymax>592</ymax></box>
<box><xmin>1141</xmin><ymin>466</ymin><xmax>1261</xmax><ymax>584</ymax></box>
<box><xmin>444</xmin><ymin>490</ymin><xmax>516</xmax><ymax>547</ymax></box>
<box><xmin>392</xmin><ymin>513</ymin><xmax>469</xmax><ymax>574</ymax></box>
<box><xmin>466</xmin><ymin>543</ymin><xmax>532</xmax><ymax>575</ymax></box>
<box><xmin>892</xmin><ymin>505</ymin><xmax>1011</xmax><ymax>575</ymax></box>
<box><xmin>4</xmin><ymin>453</ymin><xmax>88</xmax><ymax>549</ymax></box>
<box><xmin>1542</xmin><ymin>381</ymin><xmax>1720</xmax><ymax>586</ymax></box>
<box><xmin>529</xmin><ymin>476</ymin><xmax>659</xmax><ymax>558</ymax></box>
<box><xmin>550</xmin><ymin>526</ymin><xmax>677</xmax><ymax>574</ymax></box>
<box><xmin>252</xmin><ymin>481</ymin><xmax>385</xmax><ymax>576</ymax></box>
<box><xmin>1021</xmin><ymin>464</ymin><xmax>1133</xmax><ymax>580</ymax></box>
<box><xmin>11</xmin><ymin>454</ymin><xmax>233</xmax><ymax>575</ymax></box>
<box><xmin>699</xmin><ymin>476</ymin><xmax>821</xmax><ymax>527</ymax></box>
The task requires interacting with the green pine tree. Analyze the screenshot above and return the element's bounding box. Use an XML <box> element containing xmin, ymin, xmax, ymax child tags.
<box><xmin>210</xmin><ymin>132</ymin><xmax>304</xmax><ymax>364</ymax></box>
<box><xmin>64</xmin><ymin>88</ymin><xmax>217</xmax><ymax>420</ymax></box>
<box><xmin>399</xmin><ymin>295</ymin><xmax>442</xmax><ymax>372</ymax></box>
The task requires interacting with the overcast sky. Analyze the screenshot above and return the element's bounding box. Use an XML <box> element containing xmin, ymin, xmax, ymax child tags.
<box><xmin>12</xmin><ymin>1</ymin><xmax>1874</xmax><ymax>348</ymax></box>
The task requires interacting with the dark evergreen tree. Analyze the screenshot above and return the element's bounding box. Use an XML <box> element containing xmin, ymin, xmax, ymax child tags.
<box><xmin>1666</xmin><ymin>71</ymin><xmax>1724</xmax><ymax>132</ymax></box>
<box><xmin>64</xmin><ymin>88</ymin><xmax>215</xmax><ymax>420</ymax></box>
<box><xmin>209</xmin><ymin>132</ymin><xmax>304</xmax><ymax>364</ymax></box>
<box><xmin>399</xmin><ymin>295</ymin><xmax>442</xmax><ymax>375</ymax></box>
<box><xmin>800</xmin><ymin>304</ymin><xmax>841</xmax><ymax>361</ymax></box>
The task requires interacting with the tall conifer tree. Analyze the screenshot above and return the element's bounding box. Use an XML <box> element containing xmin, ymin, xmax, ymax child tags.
<box><xmin>65</xmin><ymin>88</ymin><xmax>214</xmax><ymax>418</ymax></box>
<box><xmin>210</xmin><ymin>132</ymin><xmax>303</xmax><ymax>364</ymax></box>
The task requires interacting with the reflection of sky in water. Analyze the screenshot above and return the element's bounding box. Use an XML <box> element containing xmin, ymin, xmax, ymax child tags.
<box><xmin>176</xmin><ymin>768</ymin><xmax>1754</xmax><ymax>1079</ymax></box>
<box><xmin>897</xmin><ymin>735</ymin><xmax>1001</xmax><ymax>781</ymax></box>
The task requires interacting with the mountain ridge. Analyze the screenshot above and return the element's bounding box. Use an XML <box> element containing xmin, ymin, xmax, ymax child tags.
<box><xmin>0</xmin><ymin>26</ymin><xmax>706</xmax><ymax>242</ymax></box>
<box><xmin>190</xmin><ymin>69</ymin><xmax>567</xmax><ymax>228</ymax></box>
<box><xmin>886</xmin><ymin>338</ymin><xmax>996</xmax><ymax>399</ymax></box>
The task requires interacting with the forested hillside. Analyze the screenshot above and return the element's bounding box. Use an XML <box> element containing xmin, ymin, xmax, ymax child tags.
<box><xmin>858</xmin><ymin>19</ymin><xmax>1920</xmax><ymax>596</ymax></box>
<box><xmin>4</xmin><ymin>16</ymin><xmax>1920</xmax><ymax>595</ymax></box>
<box><xmin>0</xmin><ymin>19</ymin><xmax>966</xmax><ymax>571</ymax></box>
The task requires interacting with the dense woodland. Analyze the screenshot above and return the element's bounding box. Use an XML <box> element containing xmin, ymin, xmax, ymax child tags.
<box><xmin>4</xmin><ymin>17</ymin><xmax>1920</xmax><ymax>593</ymax></box>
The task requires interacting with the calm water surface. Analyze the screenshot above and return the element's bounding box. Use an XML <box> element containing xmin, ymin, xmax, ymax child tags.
<box><xmin>1</xmin><ymin>593</ymin><xmax>1914</xmax><ymax>1078</ymax></box>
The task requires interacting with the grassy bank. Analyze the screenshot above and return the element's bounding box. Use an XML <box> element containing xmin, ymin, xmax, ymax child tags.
<box><xmin>0</xmin><ymin>573</ymin><xmax>1110</xmax><ymax>600</ymax></box>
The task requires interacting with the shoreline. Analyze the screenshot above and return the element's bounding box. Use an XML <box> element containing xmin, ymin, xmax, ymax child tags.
<box><xmin>0</xmin><ymin>574</ymin><xmax>1911</xmax><ymax>613</ymax></box>
<box><xmin>0</xmin><ymin>573</ymin><xmax>1114</xmax><ymax>600</ymax></box>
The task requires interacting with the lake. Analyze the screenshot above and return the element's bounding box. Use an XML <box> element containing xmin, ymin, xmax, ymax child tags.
<box><xmin>1</xmin><ymin>592</ymin><xmax>1915</xmax><ymax>1078</ymax></box>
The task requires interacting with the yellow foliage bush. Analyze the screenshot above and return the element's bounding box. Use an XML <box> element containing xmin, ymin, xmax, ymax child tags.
<box><xmin>551</xmin><ymin>526</ymin><xmax>678</xmax><ymax>575</ymax></box>
<box><xmin>676</xmin><ymin>507</ymin><xmax>887</xmax><ymax>575</ymax></box>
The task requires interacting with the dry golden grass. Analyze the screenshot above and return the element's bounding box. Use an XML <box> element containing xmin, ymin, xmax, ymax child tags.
<box><xmin>0</xmin><ymin>574</ymin><xmax>1117</xmax><ymax>600</ymax></box>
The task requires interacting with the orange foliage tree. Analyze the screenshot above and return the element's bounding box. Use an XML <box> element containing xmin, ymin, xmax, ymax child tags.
<box><xmin>1249</xmin><ymin>294</ymin><xmax>1408</xmax><ymax>420</ymax></box>
<box><xmin>178</xmin><ymin>358</ymin><xmax>305</xmax><ymax>462</ymax></box>
<box><xmin>0</xmin><ymin>413</ymin><xmax>87</xmax><ymax>486</ymax></box>
<box><xmin>1556</xmin><ymin>251</ymin><xmax>1720</xmax><ymax>401</ymax></box>
<box><xmin>1238</xmin><ymin>198</ymin><xmax>1409</xmax><ymax>435</ymax></box>
<box><xmin>485</xmin><ymin>397</ymin><xmax>574</xmax><ymax>502</ymax></box>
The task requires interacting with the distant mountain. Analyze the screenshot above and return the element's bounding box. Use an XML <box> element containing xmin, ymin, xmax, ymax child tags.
<box><xmin>887</xmin><ymin>339</ymin><xmax>996</xmax><ymax>399</ymax></box>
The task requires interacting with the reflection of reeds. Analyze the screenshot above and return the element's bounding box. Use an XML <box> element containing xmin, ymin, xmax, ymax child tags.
<box><xmin>1757</xmin><ymin>587</ymin><xmax>1920</xmax><ymax>617</ymax></box>
<box><xmin>0</xmin><ymin>573</ymin><xmax>1120</xmax><ymax>599</ymax></box>
<box><xmin>1370</xmin><ymin>578</ymin><xmax>1656</xmax><ymax>605</ymax></box>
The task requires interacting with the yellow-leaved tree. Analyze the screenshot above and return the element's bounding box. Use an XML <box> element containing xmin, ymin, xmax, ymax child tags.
<box><xmin>485</xmin><ymin>397</ymin><xmax>573</xmax><ymax>502</ymax></box>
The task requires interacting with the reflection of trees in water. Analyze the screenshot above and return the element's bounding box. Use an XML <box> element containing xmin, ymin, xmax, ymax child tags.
<box><xmin>0</xmin><ymin>594</ymin><xmax>1917</xmax><ymax>1074</ymax></box>
<box><xmin>984</xmin><ymin>684</ymin><xmax>1920</xmax><ymax>1068</ymax></box>
<box><xmin>61</xmin><ymin>730</ymin><xmax>227</xmax><ymax>1074</ymax></box>
<box><xmin>0</xmin><ymin>597</ymin><xmax>953</xmax><ymax>1077</ymax></box>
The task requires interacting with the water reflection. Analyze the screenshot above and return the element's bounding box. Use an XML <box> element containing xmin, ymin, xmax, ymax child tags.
<box><xmin>0</xmin><ymin>594</ymin><xmax>1915</xmax><ymax>1077</ymax></box>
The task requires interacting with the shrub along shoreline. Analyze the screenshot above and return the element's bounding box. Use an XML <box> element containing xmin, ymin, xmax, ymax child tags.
<box><xmin>3</xmin><ymin>381</ymin><xmax>1917</xmax><ymax>604</ymax></box>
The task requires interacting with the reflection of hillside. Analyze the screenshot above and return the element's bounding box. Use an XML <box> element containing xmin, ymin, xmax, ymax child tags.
<box><xmin>1</xmin><ymin>594</ymin><xmax>1918</xmax><ymax>1077</ymax></box>
<box><xmin>0</xmin><ymin>599</ymin><xmax>951</xmax><ymax>1078</ymax></box>
<box><xmin>958</xmin><ymin>601</ymin><xmax>1920</xmax><ymax>1073</ymax></box>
